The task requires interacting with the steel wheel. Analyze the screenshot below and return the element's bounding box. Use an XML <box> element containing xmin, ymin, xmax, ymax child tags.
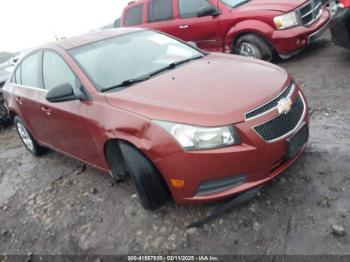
<box><xmin>16</xmin><ymin>122</ymin><xmax>34</xmax><ymax>151</ymax></box>
<box><xmin>235</xmin><ymin>34</ymin><xmax>272</xmax><ymax>61</ymax></box>
<box><xmin>238</xmin><ymin>42</ymin><xmax>257</xmax><ymax>58</ymax></box>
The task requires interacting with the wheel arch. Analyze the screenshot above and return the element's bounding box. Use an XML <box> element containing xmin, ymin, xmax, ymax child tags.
<box><xmin>103</xmin><ymin>134</ymin><xmax>150</xmax><ymax>172</ymax></box>
<box><xmin>103</xmin><ymin>138</ymin><xmax>130</xmax><ymax>181</ymax></box>
<box><xmin>8</xmin><ymin>109</ymin><xmax>18</xmax><ymax>124</ymax></box>
<box><xmin>224</xmin><ymin>20</ymin><xmax>275</xmax><ymax>53</ymax></box>
<box><xmin>103</xmin><ymin>137</ymin><xmax>172</xmax><ymax>194</ymax></box>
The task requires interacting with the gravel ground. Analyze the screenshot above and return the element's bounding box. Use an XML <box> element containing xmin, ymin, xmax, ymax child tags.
<box><xmin>0</xmin><ymin>31</ymin><xmax>349</xmax><ymax>255</ymax></box>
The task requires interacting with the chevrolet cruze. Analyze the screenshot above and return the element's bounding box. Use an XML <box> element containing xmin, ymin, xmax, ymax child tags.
<box><xmin>2</xmin><ymin>28</ymin><xmax>309</xmax><ymax>210</ymax></box>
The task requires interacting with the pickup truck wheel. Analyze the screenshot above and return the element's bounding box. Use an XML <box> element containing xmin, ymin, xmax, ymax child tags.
<box><xmin>14</xmin><ymin>116</ymin><xmax>46</xmax><ymax>156</ymax></box>
<box><xmin>118</xmin><ymin>141</ymin><xmax>170</xmax><ymax>210</ymax></box>
<box><xmin>235</xmin><ymin>34</ymin><xmax>272</xmax><ymax>61</ymax></box>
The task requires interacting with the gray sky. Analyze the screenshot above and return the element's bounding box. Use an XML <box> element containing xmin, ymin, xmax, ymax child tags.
<box><xmin>0</xmin><ymin>0</ymin><xmax>129</xmax><ymax>53</ymax></box>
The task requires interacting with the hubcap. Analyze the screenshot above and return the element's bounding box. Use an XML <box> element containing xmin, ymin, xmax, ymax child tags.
<box><xmin>16</xmin><ymin>122</ymin><xmax>34</xmax><ymax>151</ymax></box>
<box><xmin>239</xmin><ymin>42</ymin><xmax>257</xmax><ymax>58</ymax></box>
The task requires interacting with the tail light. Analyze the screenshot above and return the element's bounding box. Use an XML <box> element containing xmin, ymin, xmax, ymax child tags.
<box><xmin>340</xmin><ymin>0</ymin><xmax>350</xmax><ymax>8</ymax></box>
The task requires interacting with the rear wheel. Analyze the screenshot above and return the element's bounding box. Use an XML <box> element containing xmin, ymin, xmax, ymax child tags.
<box><xmin>14</xmin><ymin>116</ymin><xmax>46</xmax><ymax>156</ymax></box>
<box><xmin>119</xmin><ymin>141</ymin><xmax>170</xmax><ymax>210</ymax></box>
<box><xmin>235</xmin><ymin>34</ymin><xmax>273</xmax><ymax>61</ymax></box>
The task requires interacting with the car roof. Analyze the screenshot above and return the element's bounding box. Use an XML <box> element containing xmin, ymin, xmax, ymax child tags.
<box><xmin>48</xmin><ymin>27</ymin><xmax>144</xmax><ymax>50</ymax></box>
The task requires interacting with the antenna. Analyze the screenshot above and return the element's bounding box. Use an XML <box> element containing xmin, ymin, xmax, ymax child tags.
<box><xmin>48</xmin><ymin>26</ymin><xmax>64</xmax><ymax>41</ymax></box>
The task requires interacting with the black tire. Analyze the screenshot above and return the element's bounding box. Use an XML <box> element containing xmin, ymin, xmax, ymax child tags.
<box><xmin>14</xmin><ymin>116</ymin><xmax>46</xmax><ymax>156</ymax></box>
<box><xmin>235</xmin><ymin>34</ymin><xmax>273</xmax><ymax>61</ymax></box>
<box><xmin>119</xmin><ymin>141</ymin><xmax>170</xmax><ymax>210</ymax></box>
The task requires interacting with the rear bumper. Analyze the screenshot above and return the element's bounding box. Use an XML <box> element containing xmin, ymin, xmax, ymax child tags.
<box><xmin>272</xmin><ymin>8</ymin><xmax>331</xmax><ymax>56</ymax></box>
<box><xmin>154</xmin><ymin>88</ymin><xmax>309</xmax><ymax>205</ymax></box>
<box><xmin>331</xmin><ymin>7</ymin><xmax>350</xmax><ymax>49</ymax></box>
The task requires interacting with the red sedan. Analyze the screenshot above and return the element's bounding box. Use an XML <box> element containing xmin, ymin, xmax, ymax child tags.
<box><xmin>2</xmin><ymin>28</ymin><xmax>309</xmax><ymax>209</ymax></box>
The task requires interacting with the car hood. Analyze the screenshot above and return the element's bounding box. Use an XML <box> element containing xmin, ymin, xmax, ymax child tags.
<box><xmin>104</xmin><ymin>54</ymin><xmax>289</xmax><ymax>126</ymax></box>
<box><xmin>240</xmin><ymin>0</ymin><xmax>307</xmax><ymax>13</ymax></box>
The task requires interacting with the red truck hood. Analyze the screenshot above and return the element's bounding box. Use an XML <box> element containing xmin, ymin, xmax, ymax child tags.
<box><xmin>241</xmin><ymin>0</ymin><xmax>307</xmax><ymax>13</ymax></box>
<box><xmin>104</xmin><ymin>54</ymin><xmax>289</xmax><ymax>126</ymax></box>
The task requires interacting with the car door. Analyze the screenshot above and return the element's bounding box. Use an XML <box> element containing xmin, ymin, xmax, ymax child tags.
<box><xmin>40</xmin><ymin>51</ymin><xmax>101</xmax><ymax>164</ymax></box>
<box><xmin>11</xmin><ymin>51</ymin><xmax>53</xmax><ymax>144</ymax></box>
<box><xmin>174</xmin><ymin>0</ymin><xmax>222</xmax><ymax>50</ymax></box>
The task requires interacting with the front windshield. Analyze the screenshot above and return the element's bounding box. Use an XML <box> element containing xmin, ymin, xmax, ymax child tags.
<box><xmin>69</xmin><ymin>30</ymin><xmax>203</xmax><ymax>91</ymax></box>
<box><xmin>221</xmin><ymin>0</ymin><xmax>249</xmax><ymax>8</ymax></box>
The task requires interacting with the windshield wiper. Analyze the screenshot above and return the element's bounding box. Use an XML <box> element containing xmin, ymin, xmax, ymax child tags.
<box><xmin>148</xmin><ymin>55</ymin><xmax>204</xmax><ymax>77</ymax></box>
<box><xmin>171</xmin><ymin>55</ymin><xmax>204</xmax><ymax>68</ymax></box>
<box><xmin>101</xmin><ymin>55</ymin><xmax>204</xmax><ymax>92</ymax></box>
<box><xmin>101</xmin><ymin>75</ymin><xmax>151</xmax><ymax>92</ymax></box>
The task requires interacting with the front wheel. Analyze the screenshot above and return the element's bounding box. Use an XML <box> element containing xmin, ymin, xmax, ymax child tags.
<box><xmin>235</xmin><ymin>34</ymin><xmax>273</xmax><ymax>61</ymax></box>
<box><xmin>119</xmin><ymin>141</ymin><xmax>170</xmax><ymax>210</ymax></box>
<box><xmin>14</xmin><ymin>116</ymin><xmax>46</xmax><ymax>156</ymax></box>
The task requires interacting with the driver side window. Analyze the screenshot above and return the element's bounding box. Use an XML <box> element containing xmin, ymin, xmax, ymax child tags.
<box><xmin>178</xmin><ymin>0</ymin><xmax>212</xmax><ymax>18</ymax></box>
<box><xmin>42</xmin><ymin>51</ymin><xmax>77</xmax><ymax>91</ymax></box>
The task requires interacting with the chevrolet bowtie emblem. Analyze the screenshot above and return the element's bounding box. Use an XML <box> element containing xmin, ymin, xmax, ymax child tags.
<box><xmin>277</xmin><ymin>98</ymin><xmax>293</xmax><ymax>115</ymax></box>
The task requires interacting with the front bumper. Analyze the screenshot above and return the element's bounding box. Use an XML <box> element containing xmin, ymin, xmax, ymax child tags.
<box><xmin>331</xmin><ymin>7</ymin><xmax>350</xmax><ymax>49</ymax></box>
<box><xmin>272</xmin><ymin>8</ymin><xmax>331</xmax><ymax>56</ymax></box>
<box><xmin>155</xmin><ymin>86</ymin><xmax>309</xmax><ymax>205</ymax></box>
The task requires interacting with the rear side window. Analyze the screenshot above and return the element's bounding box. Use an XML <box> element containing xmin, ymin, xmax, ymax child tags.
<box><xmin>178</xmin><ymin>0</ymin><xmax>212</xmax><ymax>18</ymax></box>
<box><xmin>42</xmin><ymin>52</ymin><xmax>77</xmax><ymax>91</ymax></box>
<box><xmin>148</xmin><ymin>0</ymin><xmax>173</xmax><ymax>22</ymax></box>
<box><xmin>21</xmin><ymin>52</ymin><xmax>41</xmax><ymax>87</ymax></box>
<box><xmin>124</xmin><ymin>4</ymin><xmax>143</xmax><ymax>26</ymax></box>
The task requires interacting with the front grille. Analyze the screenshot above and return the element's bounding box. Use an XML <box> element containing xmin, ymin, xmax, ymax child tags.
<box><xmin>254</xmin><ymin>94</ymin><xmax>305</xmax><ymax>142</ymax></box>
<box><xmin>298</xmin><ymin>0</ymin><xmax>323</xmax><ymax>26</ymax></box>
<box><xmin>246</xmin><ymin>82</ymin><xmax>294</xmax><ymax>120</ymax></box>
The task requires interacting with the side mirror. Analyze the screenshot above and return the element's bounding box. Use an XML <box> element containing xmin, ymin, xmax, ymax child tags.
<box><xmin>197</xmin><ymin>6</ymin><xmax>220</xmax><ymax>17</ymax></box>
<box><xmin>46</xmin><ymin>83</ymin><xmax>83</xmax><ymax>103</ymax></box>
<box><xmin>114</xmin><ymin>18</ymin><xmax>120</xmax><ymax>28</ymax></box>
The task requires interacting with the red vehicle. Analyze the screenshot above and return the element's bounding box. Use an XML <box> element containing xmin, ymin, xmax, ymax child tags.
<box><xmin>3</xmin><ymin>28</ymin><xmax>309</xmax><ymax>210</ymax></box>
<box><xmin>119</xmin><ymin>0</ymin><xmax>331</xmax><ymax>60</ymax></box>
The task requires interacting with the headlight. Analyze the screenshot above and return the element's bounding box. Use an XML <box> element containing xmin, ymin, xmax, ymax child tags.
<box><xmin>274</xmin><ymin>11</ymin><xmax>299</xmax><ymax>30</ymax></box>
<box><xmin>153</xmin><ymin>120</ymin><xmax>241</xmax><ymax>150</ymax></box>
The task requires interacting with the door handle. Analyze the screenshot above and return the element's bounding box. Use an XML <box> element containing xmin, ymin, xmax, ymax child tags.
<box><xmin>41</xmin><ymin>106</ymin><xmax>52</xmax><ymax>116</ymax></box>
<box><xmin>16</xmin><ymin>97</ymin><xmax>23</xmax><ymax>105</ymax></box>
<box><xmin>179</xmin><ymin>25</ymin><xmax>189</xmax><ymax>29</ymax></box>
